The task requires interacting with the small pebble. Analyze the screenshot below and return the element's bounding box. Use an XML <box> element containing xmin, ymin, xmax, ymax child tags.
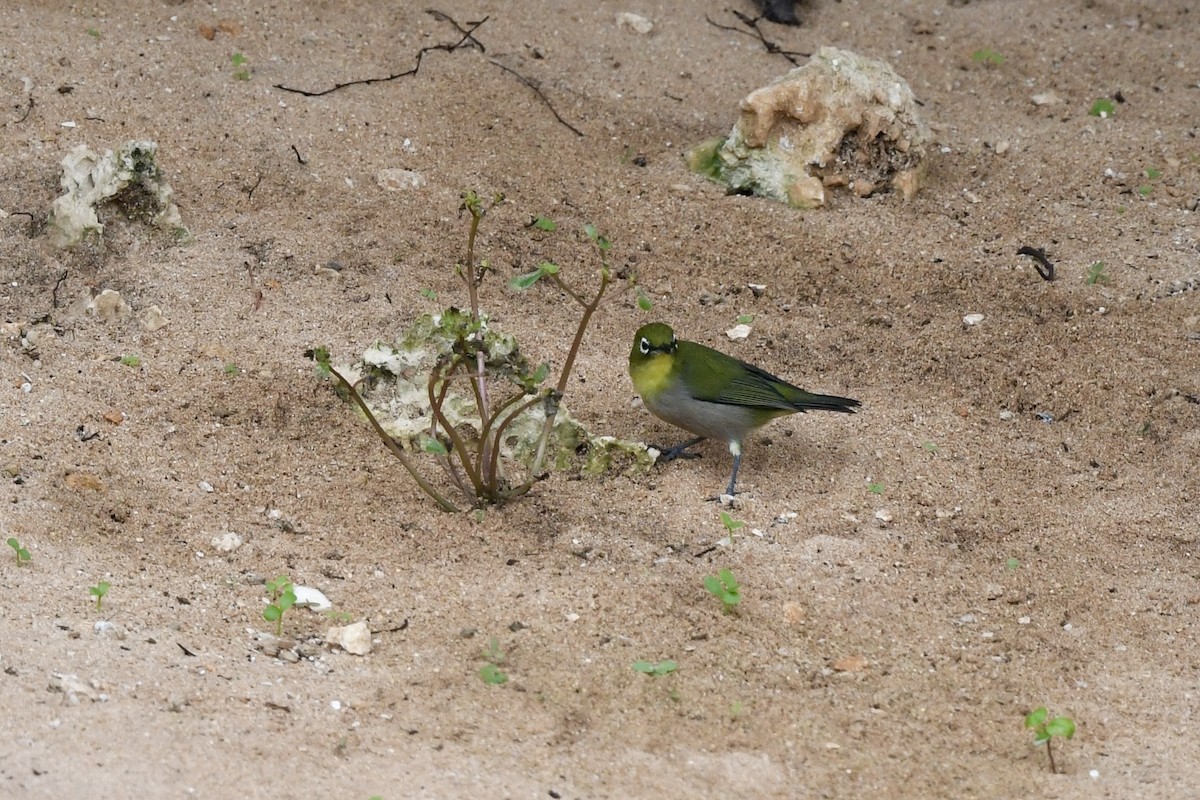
<box><xmin>962</xmin><ymin>313</ymin><xmax>985</xmax><ymax>326</ymax></box>
<box><xmin>198</xmin><ymin>481</ymin><xmax>214</xmax><ymax>493</ymax></box>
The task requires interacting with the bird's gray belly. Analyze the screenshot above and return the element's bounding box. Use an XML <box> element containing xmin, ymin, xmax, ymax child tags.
<box><xmin>644</xmin><ymin>382</ymin><xmax>757</xmax><ymax>444</ymax></box>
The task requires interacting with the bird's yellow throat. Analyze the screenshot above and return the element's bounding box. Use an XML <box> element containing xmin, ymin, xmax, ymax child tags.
<box><xmin>630</xmin><ymin>352</ymin><xmax>674</xmax><ymax>397</ymax></box>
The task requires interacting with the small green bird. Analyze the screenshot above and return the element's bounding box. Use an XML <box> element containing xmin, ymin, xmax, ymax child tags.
<box><xmin>628</xmin><ymin>322</ymin><xmax>859</xmax><ymax>497</ymax></box>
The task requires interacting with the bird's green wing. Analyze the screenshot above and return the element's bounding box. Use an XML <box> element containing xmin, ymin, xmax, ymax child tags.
<box><xmin>676</xmin><ymin>341</ymin><xmax>796</xmax><ymax>410</ymax></box>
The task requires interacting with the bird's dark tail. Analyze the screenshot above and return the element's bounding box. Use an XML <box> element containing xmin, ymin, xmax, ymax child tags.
<box><xmin>784</xmin><ymin>390</ymin><xmax>860</xmax><ymax>414</ymax></box>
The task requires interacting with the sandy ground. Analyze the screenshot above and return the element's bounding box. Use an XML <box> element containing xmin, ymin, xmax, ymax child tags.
<box><xmin>2</xmin><ymin>1</ymin><xmax>1199</xmax><ymax>797</ymax></box>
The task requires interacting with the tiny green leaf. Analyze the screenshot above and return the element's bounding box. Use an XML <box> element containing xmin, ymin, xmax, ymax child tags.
<box><xmin>530</xmin><ymin>362</ymin><xmax>551</xmax><ymax>385</ymax></box>
<box><xmin>719</xmin><ymin>511</ymin><xmax>745</xmax><ymax>533</ymax></box>
<box><xmin>263</xmin><ymin>605</ymin><xmax>282</xmax><ymax>623</ymax></box>
<box><xmin>1045</xmin><ymin>717</ymin><xmax>1076</xmax><ymax>740</ymax></box>
<box><xmin>533</xmin><ymin>216</ymin><xmax>557</xmax><ymax>231</ymax></box>
<box><xmin>422</xmin><ymin>437</ymin><xmax>449</xmax><ymax>455</ymax></box>
<box><xmin>420</xmin><ymin>287</ymin><xmax>437</xmax><ymax>300</ymax></box>
<box><xmin>223</xmin><ymin>363</ymin><xmax>239</xmax><ymax>376</ymax></box>
<box><xmin>479</xmin><ymin>664</ymin><xmax>508</xmax><ymax>685</ymax></box>
<box><xmin>538</xmin><ymin>260</ymin><xmax>560</xmax><ymax>275</ymax></box>
<box><xmin>868</xmin><ymin>482</ymin><xmax>885</xmax><ymax>495</ymax></box>
<box><xmin>736</xmin><ymin>314</ymin><xmax>754</xmax><ymax>324</ymax></box>
<box><xmin>636</xmin><ymin>288</ymin><xmax>653</xmax><ymax>311</ymax></box>
<box><xmin>120</xmin><ymin>355</ymin><xmax>141</xmax><ymax>367</ymax></box>
<box><xmin>1005</xmin><ymin>557</ymin><xmax>1020</xmax><ymax>571</ymax></box>
<box><xmin>508</xmin><ymin>270</ymin><xmax>544</xmax><ymax>291</ymax></box>
<box><xmin>1089</xmin><ymin>98</ymin><xmax>1116</xmax><ymax>118</ymax></box>
<box><xmin>1025</xmin><ymin>707</ymin><xmax>1049</xmax><ymax>729</ymax></box>
<box><xmin>1144</xmin><ymin>167</ymin><xmax>1162</xmax><ymax>180</ymax></box>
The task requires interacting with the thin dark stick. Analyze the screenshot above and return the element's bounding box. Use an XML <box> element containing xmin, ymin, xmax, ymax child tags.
<box><xmin>15</xmin><ymin>94</ymin><xmax>33</xmax><ymax>124</ymax></box>
<box><xmin>426</xmin><ymin>9</ymin><xmax>485</xmax><ymax>52</ymax></box>
<box><xmin>290</xmin><ymin>144</ymin><xmax>307</xmax><ymax>165</ymax></box>
<box><xmin>274</xmin><ymin>17</ymin><xmax>489</xmax><ymax>97</ymax></box>
<box><xmin>705</xmin><ymin>10</ymin><xmax>808</xmax><ymax>65</ymax></box>
<box><xmin>1017</xmin><ymin>246</ymin><xmax>1056</xmax><ymax>281</ymax></box>
<box><xmin>51</xmin><ymin>270</ymin><xmax>69</xmax><ymax>308</ymax></box>
<box><xmin>487</xmin><ymin>59</ymin><xmax>585</xmax><ymax>137</ymax></box>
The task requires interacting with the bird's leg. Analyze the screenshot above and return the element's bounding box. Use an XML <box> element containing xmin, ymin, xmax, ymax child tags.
<box><xmin>650</xmin><ymin>436</ymin><xmax>705</xmax><ymax>463</ymax></box>
<box><xmin>723</xmin><ymin>443</ymin><xmax>743</xmax><ymax>497</ymax></box>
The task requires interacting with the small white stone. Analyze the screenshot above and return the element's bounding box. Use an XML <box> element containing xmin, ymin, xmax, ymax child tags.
<box><xmin>874</xmin><ymin>509</ymin><xmax>893</xmax><ymax>523</ymax></box>
<box><xmin>725</xmin><ymin>323</ymin><xmax>752</xmax><ymax>340</ymax></box>
<box><xmin>999</xmin><ymin>410</ymin><xmax>1015</xmax><ymax>421</ymax></box>
<box><xmin>293</xmin><ymin>585</ymin><xmax>332</xmax><ymax>612</ymax></box>
<box><xmin>139</xmin><ymin>305</ymin><xmax>169</xmax><ymax>332</ymax></box>
<box><xmin>1031</xmin><ymin>91</ymin><xmax>1062</xmax><ymax>106</ymax></box>
<box><xmin>615</xmin><ymin>12</ymin><xmax>653</xmax><ymax>34</ymax></box>
<box><xmin>88</xmin><ymin>289</ymin><xmax>131</xmax><ymax>323</ymax></box>
<box><xmin>962</xmin><ymin>313</ymin><xmax>985</xmax><ymax>326</ymax></box>
<box><xmin>376</xmin><ymin>168</ymin><xmax>426</xmax><ymax>192</ymax></box>
<box><xmin>210</xmin><ymin>532</ymin><xmax>243</xmax><ymax>553</ymax></box>
<box><xmin>330</xmin><ymin>699</ymin><xmax>342</xmax><ymax>711</ymax></box>
<box><xmin>565</xmin><ymin>613</ymin><xmax>580</xmax><ymax>623</ymax></box>
<box><xmin>1018</xmin><ymin>616</ymin><xmax>1031</xmax><ymax>624</ymax></box>
<box><xmin>198</xmin><ymin>481</ymin><xmax>214</xmax><ymax>493</ymax></box>
<box><xmin>326</xmin><ymin>621</ymin><xmax>372</xmax><ymax>655</ymax></box>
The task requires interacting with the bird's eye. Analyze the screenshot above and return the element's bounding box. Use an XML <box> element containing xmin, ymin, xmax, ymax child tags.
<box><xmin>639</xmin><ymin>337</ymin><xmax>650</xmax><ymax>355</ymax></box>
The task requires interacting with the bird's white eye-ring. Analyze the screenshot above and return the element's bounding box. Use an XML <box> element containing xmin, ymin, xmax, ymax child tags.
<box><xmin>639</xmin><ymin>337</ymin><xmax>650</xmax><ymax>355</ymax></box>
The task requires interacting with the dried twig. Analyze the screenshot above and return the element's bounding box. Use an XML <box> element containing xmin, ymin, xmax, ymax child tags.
<box><xmin>705</xmin><ymin>9</ymin><xmax>809</xmax><ymax>65</ymax></box>
<box><xmin>290</xmin><ymin>144</ymin><xmax>306</xmax><ymax>165</ymax></box>
<box><xmin>487</xmin><ymin>59</ymin><xmax>584</xmax><ymax>138</ymax></box>
<box><xmin>274</xmin><ymin>15</ymin><xmax>489</xmax><ymax>97</ymax></box>
<box><xmin>1017</xmin><ymin>245</ymin><xmax>1056</xmax><ymax>281</ymax></box>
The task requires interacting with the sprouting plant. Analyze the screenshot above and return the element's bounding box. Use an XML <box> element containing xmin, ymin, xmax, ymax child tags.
<box><xmin>718</xmin><ymin>511</ymin><xmax>745</xmax><ymax>546</ymax></box>
<box><xmin>531</xmin><ymin>215</ymin><xmax>557</xmax><ymax>232</ymax></box>
<box><xmin>636</xmin><ymin>287</ymin><xmax>653</xmax><ymax>311</ymax></box>
<box><xmin>479</xmin><ymin>637</ymin><xmax>508</xmax><ymax>685</ymax></box>
<box><xmin>231</xmin><ymin>52</ymin><xmax>251</xmax><ymax>81</ymax></box>
<box><xmin>263</xmin><ymin>575</ymin><xmax>297</xmax><ymax>636</ymax></box>
<box><xmin>1025</xmin><ymin>707</ymin><xmax>1076</xmax><ymax>773</ymax></box>
<box><xmin>419</xmin><ymin>287</ymin><xmax>437</xmax><ymax>300</ymax></box>
<box><xmin>311</xmin><ymin>191</ymin><xmax>614</xmax><ymax>512</ymax></box>
<box><xmin>1089</xmin><ymin>98</ymin><xmax>1115</xmax><ymax>118</ymax></box>
<box><xmin>703</xmin><ymin>568</ymin><xmax>741</xmax><ymax>614</ymax></box>
<box><xmin>632</xmin><ymin>659</ymin><xmax>678</xmax><ymax>676</ymax></box>
<box><xmin>7</xmin><ymin>537</ymin><xmax>31</xmax><ymax>565</ymax></box>
<box><xmin>1085</xmin><ymin>261</ymin><xmax>1108</xmax><ymax>286</ymax></box>
<box><xmin>120</xmin><ymin>354</ymin><xmax>141</xmax><ymax>367</ymax></box>
<box><xmin>1005</xmin><ymin>557</ymin><xmax>1020</xmax><ymax>571</ymax></box>
<box><xmin>223</xmin><ymin>363</ymin><xmax>239</xmax><ymax>376</ymax></box>
<box><xmin>921</xmin><ymin>441</ymin><xmax>939</xmax><ymax>453</ymax></box>
<box><xmin>970</xmin><ymin>48</ymin><xmax>1005</xmax><ymax>66</ymax></box>
<box><xmin>736</xmin><ymin>313</ymin><xmax>754</xmax><ymax>324</ymax></box>
<box><xmin>86</xmin><ymin>27</ymin><xmax>100</xmax><ymax>38</ymax></box>
<box><xmin>867</xmin><ymin>482</ymin><xmax>885</xmax><ymax>495</ymax></box>
<box><xmin>89</xmin><ymin>580</ymin><xmax>111</xmax><ymax>611</ymax></box>
<box><xmin>1137</xmin><ymin>166</ymin><xmax>1162</xmax><ymax>197</ymax></box>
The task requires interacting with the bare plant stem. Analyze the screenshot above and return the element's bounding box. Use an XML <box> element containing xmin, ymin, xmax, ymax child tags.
<box><xmin>1046</xmin><ymin>739</ymin><xmax>1057</xmax><ymax>774</ymax></box>
<box><xmin>325</xmin><ymin>364</ymin><xmax>460</xmax><ymax>512</ymax></box>
<box><xmin>528</xmin><ymin>264</ymin><xmax>611</xmax><ymax>477</ymax></box>
<box><xmin>428</xmin><ymin>361</ymin><xmax>485</xmax><ymax>500</ymax></box>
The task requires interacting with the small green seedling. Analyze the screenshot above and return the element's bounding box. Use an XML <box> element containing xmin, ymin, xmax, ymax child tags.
<box><xmin>120</xmin><ymin>354</ymin><xmax>141</xmax><ymax>367</ymax></box>
<box><xmin>636</xmin><ymin>287</ymin><xmax>653</xmax><ymax>311</ymax></box>
<box><xmin>1025</xmin><ymin>706</ymin><xmax>1076</xmax><ymax>774</ymax></box>
<box><xmin>231</xmin><ymin>52</ymin><xmax>251</xmax><ymax>81</ymax></box>
<box><xmin>479</xmin><ymin>637</ymin><xmax>508</xmax><ymax>685</ymax></box>
<box><xmin>86</xmin><ymin>27</ymin><xmax>100</xmax><ymax>38</ymax></box>
<box><xmin>531</xmin><ymin>215</ymin><xmax>557</xmax><ymax>232</ymax></box>
<box><xmin>223</xmin><ymin>362</ymin><xmax>239</xmax><ymax>376</ymax></box>
<box><xmin>921</xmin><ymin>441</ymin><xmax>939</xmax><ymax>453</ymax></box>
<box><xmin>1006</xmin><ymin>557</ymin><xmax>1020</xmax><ymax>571</ymax></box>
<box><xmin>263</xmin><ymin>575</ymin><xmax>297</xmax><ymax>636</ymax></box>
<box><xmin>718</xmin><ymin>511</ymin><xmax>744</xmax><ymax>546</ymax></box>
<box><xmin>1085</xmin><ymin>261</ymin><xmax>1108</xmax><ymax>286</ymax></box>
<box><xmin>632</xmin><ymin>659</ymin><xmax>678</xmax><ymax>676</ymax></box>
<box><xmin>970</xmin><ymin>48</ymin><xmax>1005</xmax><ymax>66</ymax></box>
<box><xmin>736</xmin><ymin>313</ymin><xmax>754</xmax><ymax>324</ymax></box>
<box><xmin>89</xmin><ymin>580</ymin><xmax>111</xmax><ymax>611</ymax></box>
<box><xmin>867</xmin><ymin>481</ymin><xmax>885</xmax><ymax>495</ymax></box>
<box><xmin>419</xmin><ymin>287</ymin><xmax>437</xmax><ymax>300</ymax></box>
<box><xmin>7</xmin><ymin>537</ymin><xmax>31</xmax><ymax>565</ymax></box>
<box><xmin>1089</xmin><ymin>98</ymin><xmax>1115</xmax><ymax>118</ymax></box>
<box><xmin>703</xmin><ymin>568</ymin><xmax>741</xmax><ymax>614</ymax></box>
